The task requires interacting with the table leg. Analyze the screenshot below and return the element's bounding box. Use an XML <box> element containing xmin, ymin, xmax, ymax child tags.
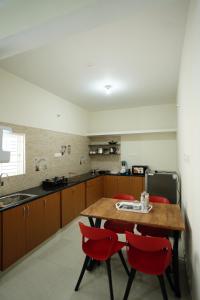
<box><xmin>94</xmin><ymin>218</ymin><xmax>102</xmax><ymax>228</ymax></box>
<box><xmin>172</xmin><ymin>230</ymin><xmax>181</xmax><ymax>298</ymax></box>
<box><xmin>86</xmin><ymin>217</ymin><xmax>102</xmax><ymax>271</ymax></box>
<box><xmin>88</xmin><ymin>217</ymin><xmax>94</xmax><ymax>227</ymax></box>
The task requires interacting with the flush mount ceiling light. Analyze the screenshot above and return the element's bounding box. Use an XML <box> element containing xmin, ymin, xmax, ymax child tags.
<box><xmin>104</xmin><ymin>84</ymin><xmax>112</xmax><ymax>95</ymax></box>
<box><xmin>90</xmin><ymin>79</ymin><xmax>125</xmax><ymax>95</ymax></box>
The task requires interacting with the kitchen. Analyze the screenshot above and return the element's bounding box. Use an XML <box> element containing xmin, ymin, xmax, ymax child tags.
<box><xmin>0</xmin><ymin>1</ymin><xmax>199</xmax><ymax>300</ymax></box>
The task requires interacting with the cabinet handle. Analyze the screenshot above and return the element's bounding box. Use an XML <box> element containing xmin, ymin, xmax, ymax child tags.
<box><xmin>44</xmin><ymin>199</ymin><xmax>47</xmax><ymax>208</ymax></box>
<box><xmin>23</xmin><ymin>206</ymin><xmax>26</xmax><ymax>218</ymax></box>
<box><xmin>27</xmin><ymin>205</ymin><xmax>30</xmax><ymax>217</ymax></box>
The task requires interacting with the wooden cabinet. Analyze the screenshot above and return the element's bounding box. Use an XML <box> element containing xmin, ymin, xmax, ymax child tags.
<box><xmin>2</xmin><ymin>205</ymin><xmax>27</xmax><ymax>270</ymax></box>
<box><xmin>103</xmin><ymin>176</ymin><xmax>118</xmax><ymax>198</ymax></box>
<box><xmin>43</xmin><ymin>192</ymin><xmax>60</xmax><ymax>240</ymax></box>
<box><xmin>129</xmin><ymin>176</ymin><xmax>145</xmax><ymax>199</ymax></box>
<box><xmin>26</xmin><ymin>193</ymin><xmax>61</xmax><ymax>251</ymax></box>
<box><xmin>0</xmin><ymin>213</ymin><xmax>1</xmax><ymax>270</ymax></box>
<box><xmin>26</xmin><ymin>197</ymin><xmax>45</xmax><ymax>252</ymax></box>
<box><xmin>103</xmin><ymin>175</ymin><xmax>144</xmax><ymax>199</ymax></box>
<box><xmin>117</xmin><ymin>176</ymin><xmax>131</xmax><ymax>194</ymax></box>
<box><xmin>61</xmin><ymin>183</ymin><xmax>85</xmax><ymax>227</ymax></box>
<box><xmin>86</xmin><ymin>177</ymin><xmax>104</xmax><ymax>207</ymax></box>
<box><xmin>61</xmin><ymin>187</ymin><xmax>74</xmax><ymax>226</ymax></box>
<box><xmin>73</xmin><ymin>183</ymin><xmax>85</xmax><ymax>217</ymax></box>
<box><xmin>0</xmin><ymin>175</ymin><xmax>144</xmax><ymax>270</ymax></box>
<box><xmin>1</xmin><ymin>192</ymin><xmax>60</xmax><ymax>270</ymax></box>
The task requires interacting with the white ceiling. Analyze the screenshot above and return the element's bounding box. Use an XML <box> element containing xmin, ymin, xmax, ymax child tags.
<box><xmin>0</xmin><ymin>0</ymin><xmax>188</xmax><ymax>111</ymax></box>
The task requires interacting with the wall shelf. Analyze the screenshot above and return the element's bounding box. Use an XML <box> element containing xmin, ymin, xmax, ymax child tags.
<box><xmin>89</xmin><ymin>143</ymin><xmax>120</xmax><ymax>156</ymax></box>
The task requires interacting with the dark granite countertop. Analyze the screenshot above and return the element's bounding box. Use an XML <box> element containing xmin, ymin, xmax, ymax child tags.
<box><xmin>0</xmin><ymin>172</ymin><xmax>144</xmax><ymax>212</ymax></box>
<box><xmin>0</xmin><ymin>172</ymin><xmax>101</xmax><ymax>212</ymax></box>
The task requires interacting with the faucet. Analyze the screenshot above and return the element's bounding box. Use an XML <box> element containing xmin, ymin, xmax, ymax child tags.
<box><xmin>91</xmin><ymin>168</ymin><xmax>99</xmax><ymax>175</ymax></box>
<box><xmin>0</xmin><ymin>173</ymin><xmax>8</xmax><ymax>186</ymax></box>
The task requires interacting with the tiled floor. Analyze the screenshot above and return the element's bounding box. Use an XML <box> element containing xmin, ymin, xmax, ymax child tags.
<box><xmin>0</xmin><ymin>217</ymin><xmax>191</xmax><ymax>300</ymax></box>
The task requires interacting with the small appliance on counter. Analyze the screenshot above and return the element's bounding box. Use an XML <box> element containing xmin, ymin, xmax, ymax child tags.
<box><xmin>132</xmin><ymin>165</ymin><xmax>148</xmax><ymax>176</ymax></box>
<box><xmin>42</xmin><ymin>176</ymin><xmax>68</xmax><ymax>189</ymax></box>
<box><xmin>120</xmin><ymin>161</ymin><xmax>128</xmax><ymax>174</ymax></box>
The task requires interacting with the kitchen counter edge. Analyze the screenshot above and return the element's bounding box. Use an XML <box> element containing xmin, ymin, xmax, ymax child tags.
<box><xmin>0</xmin><ymin>172</ymin><xmax>144</xmax><ymax>212</ymax></box>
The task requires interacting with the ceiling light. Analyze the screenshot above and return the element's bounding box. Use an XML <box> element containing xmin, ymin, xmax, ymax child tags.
<box><xmin>105</xmin><ymin>84</ymin><xmax>112</xmax><ymax>95</ymax></box>
<box><xmin>90</xmin><ymin>78</ymin><xmax>125</xmax><ymax>95</ymax></box>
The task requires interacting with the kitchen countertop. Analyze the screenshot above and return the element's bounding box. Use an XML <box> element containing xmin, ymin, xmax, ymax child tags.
<box><xmin>0</xmin><ymin>172</ymin><xmax>144</xmax><ymax>212</ymax></box>
<box><xmin>0</xmin><ymin>172</ymin><xmax>101</xmax><ymax>212</ymax></box>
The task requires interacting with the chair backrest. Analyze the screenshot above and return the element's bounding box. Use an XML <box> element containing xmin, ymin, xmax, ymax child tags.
<box><xmin>125</xmin><ymin>231</ymin><xmax>171</xmax><ymax>252</ymax></box>
<box><xmin>149</xmin><ymin>195</ymin><xmax>170</xmax><ymax>204</ymax></box>
<box><xmin>113</xmin><ymin>193</ymin><xmax>135</xmax><ymax>201</ymax></box>
<box><xmin>79</xmin><ymin>222</ymin><xmax>118</xmax><ymax>242</ymax></box>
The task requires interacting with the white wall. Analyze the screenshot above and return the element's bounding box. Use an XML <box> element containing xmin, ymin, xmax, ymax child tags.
<box><xmin>89</xmin><ymin>103</ymin><xmax>177</xmax><ymax>172</ymax></box>
<box><xmin>121</xmin><ymin>132</ymin><xmax>177</xmax><ymax>171</ymax></box>
<box><xmin>88</xmin><ymin>104</ymin><xmax>176</xmax><ymax>134</ymax></box>
<box><xmin>177</xmin><ymin>0</ymin><xmax>200</xmax><ymax>299</ymax></box>
<box><xmin>0</xmin><ymin>68</ymin><xmax>88</xmax><ymax>135</ymax></box>
<box><xmin>90</xmin><ymin>132</ymin><xmax>177</xmax><ymax>172</ymax></box>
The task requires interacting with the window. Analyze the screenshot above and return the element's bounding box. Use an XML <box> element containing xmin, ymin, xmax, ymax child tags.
<box><xmin>0</xmin><ymin>133</ymin><xmax>25</xmax><ymax>176</ymax></box>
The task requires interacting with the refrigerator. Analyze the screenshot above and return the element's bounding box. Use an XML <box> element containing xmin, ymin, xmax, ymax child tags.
<box><xmin>145</xmin><ymin>170</ymin><xmax>180</xmax><ymax>204</ymax></box>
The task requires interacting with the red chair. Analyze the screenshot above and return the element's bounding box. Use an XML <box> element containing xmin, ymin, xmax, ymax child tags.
<box><xmin>75</xmin><ymin>222</ymin><xmax>129</xmax><ymax>300</ymax></box>
<box><xmin>104</xmin><ymin>194</ymin><xmax>135</xmax><ymax>233</ymax></box>
<box><xmin>137</xmin><ymin>195</ymin><xmax>170</xmax><ymax>237</ymax></box>
<box><xmin>123</xmin><ymin>232</ymin><xmax>172</xmax><ymax>300</ymax></box>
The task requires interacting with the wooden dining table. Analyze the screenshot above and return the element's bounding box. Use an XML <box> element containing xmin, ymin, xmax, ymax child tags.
<box><xmin>80</xmin><ymin>197</ymin><xmax>185</xmax><ymax>298</ymax></box>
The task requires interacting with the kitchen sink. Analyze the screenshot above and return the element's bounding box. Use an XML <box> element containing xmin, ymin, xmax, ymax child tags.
<box><xmin>0</xmin><ymin>193</ymin><xmax>37</xmax><ymax>208</ymax></box>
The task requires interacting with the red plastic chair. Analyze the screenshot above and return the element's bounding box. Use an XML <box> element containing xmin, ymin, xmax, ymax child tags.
<box><xmin>104</xmin><ymin>194</ymin><xmax>135</xmax><ymax>233</ymax></box>
<box><xmin>75</xmin><ymin>222</ymin><xmax>129</xmax><ymax>300</ymax></box>
<box><xmin>137</xmin><ymin>195</ymin><xmax>171</xmax><ymax>237</ymax></box>
<box><xmin>123</xmin><ymin>231</ymin><xmax>172</xmax><ymax>300</ymax></box>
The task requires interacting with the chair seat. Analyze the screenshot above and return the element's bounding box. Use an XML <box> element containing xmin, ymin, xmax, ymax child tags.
<box><xmin>83</xmin><ymin>239</ymin><xmax>125</xmax><ymax>261</ymax></box>
<box><xmin>137</xmin><ymin>224</ymin><xmax>170</xmax><ymax>238</ymax></box>
<box><xmin>104</xmin><ymin>220</ymin><xmax>135</xmax><ymax>233</ymax></box>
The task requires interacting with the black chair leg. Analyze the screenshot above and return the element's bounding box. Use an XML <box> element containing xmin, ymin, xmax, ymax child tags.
<box><xmin>166</xmin><ymin>267</ymin><xmax>175</xmax><ymax>292</ymax></box>
<box><xmin>106</xmin><ymin>259</ymin><xmax>114</xmax><ymax>300</ymax></box>
<box><xmin>123</xmin><ymin>268</ymin><xmax>136</xmax><ymax>300</ymax></box>
<box><xmin>118</xmin><ymin>250</ymin><xmax>130</xmax><ymax>276</ymax></box>
<box><xmin>158</xmin><ymin>275</ymin><xmax>168</xmax><ymax>300</ymax></box>
<box><xmin>75</xmin><ymin>256</ymin><xmax>90</xmax><ymax>291</ymax></box>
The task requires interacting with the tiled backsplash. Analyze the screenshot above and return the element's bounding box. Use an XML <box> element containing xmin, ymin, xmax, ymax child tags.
<box><xmin>0</xmin><ymin>123</ymin><xmax>91</xmax><ymax>195</ymax></box>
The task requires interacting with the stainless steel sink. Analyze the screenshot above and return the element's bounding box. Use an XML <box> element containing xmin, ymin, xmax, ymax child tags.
<box><xmin>0</xmin><ymin>193</ymin><xmax>37</xmax><ymax>208</ymax></box>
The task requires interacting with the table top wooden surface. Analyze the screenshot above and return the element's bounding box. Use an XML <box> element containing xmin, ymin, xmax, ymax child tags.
<box><xmin>81</xmin><ymin>198</ymin><xmax>185</xmax><ymax>231</ymax></box>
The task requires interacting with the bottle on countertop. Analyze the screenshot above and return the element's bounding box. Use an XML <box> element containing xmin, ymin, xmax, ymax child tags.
<box><xmin>140</xmin><ymin>191</ymin><xmax>149</xmax><ymax>211</ymax></box>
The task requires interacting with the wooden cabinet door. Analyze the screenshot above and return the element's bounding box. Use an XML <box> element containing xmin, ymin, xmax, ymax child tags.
<box><xmin>86</xmin><ymin>183</ymin><xmax>96</xmax><ymax>207</ymax></box>
<box><xmin>117</xmin><ymin>176</ymin><xmax>131</xmax><ymax>195</ymax></box>
<box><xmin>61</xmin><ymin>187</ymin><xmax>74</xmax><ymax>227</ymax></box>
<box><xmin>73</xmin><ymin>183</ymin><xmax>85</xmax><ymax>217</ymax></box>
<box><xmin>96</xmin><ymin>177</ymin><xmax>104</xmax><ymax>200</ymax></box>
<box><xmin>129</xmin><ymin>176</ymin><xmax>145</xmax><ymax>199</ymax></box>
<box><xmin>2</xmin><ymin>205</ymin><xmax>26</xmax><ymax>270</ymax></box>
<box><xmin>0</xmin><ymin>213</ymin><xmax>2</xmax><ymax>270</ymax></box>
<box><xmin>103</xmin><ymin>176</ymin><xmax>118</xmax><ymax>198</ymax></box>
<box><xmin>44</xmin><ymin>192</ymin><xmax>61</xmax><ymax>240</ymax></box>
<box><xmin>86</xmin><ymin>177</ymin><xmax>103</xmax><ymax>207</ymax></box>
<box><xmin>26</xmin><ymin>198</ymin><xmax>45</xmax><ymax>252</ymax></box>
